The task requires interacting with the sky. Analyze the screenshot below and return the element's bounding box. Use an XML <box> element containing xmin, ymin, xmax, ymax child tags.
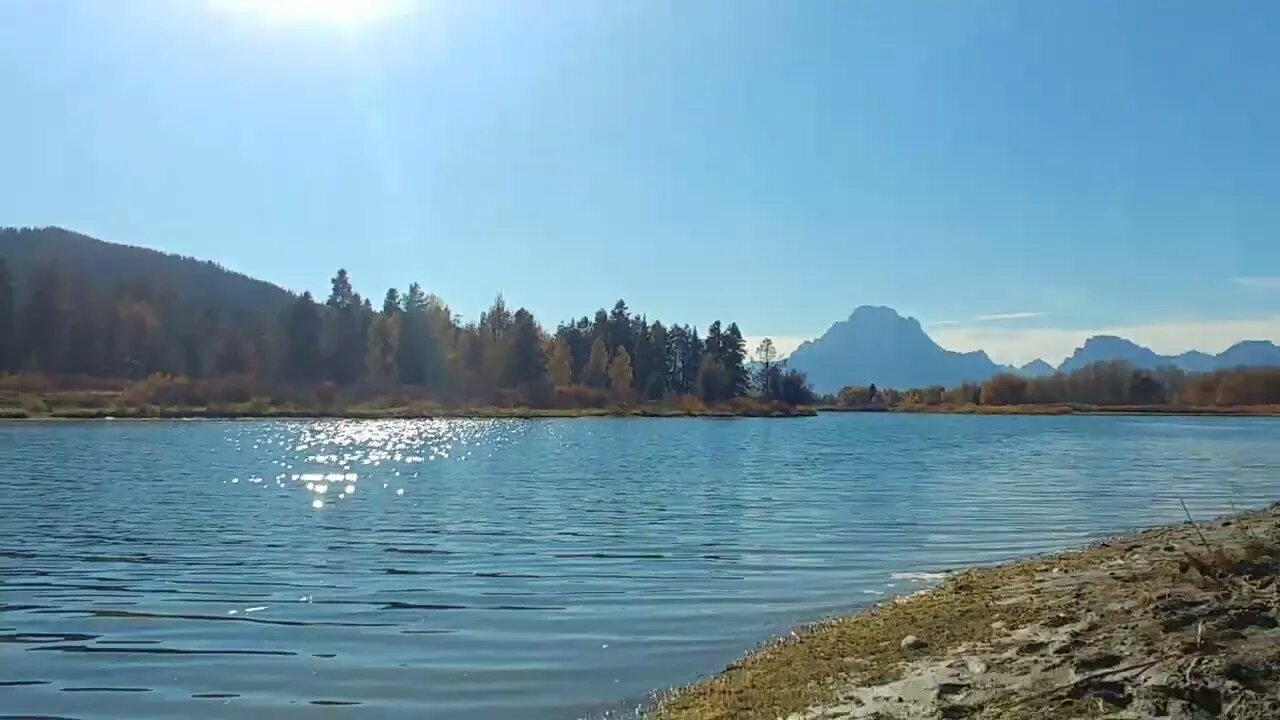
<box><xmin>1</xmin><ymin>0</ymin><xmax>1278</xmax><ymax>366</ymax></box>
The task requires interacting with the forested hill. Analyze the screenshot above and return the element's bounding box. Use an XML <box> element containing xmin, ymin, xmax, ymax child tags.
<box><xmin>0</xmin><ymin>226</ymin><xmax>293</xmax><ymax>316</ymax></box>
<box><xmin>0</xmin><ymin>226</ymin><xmax>813</xmax><ymax>410</ymax></box>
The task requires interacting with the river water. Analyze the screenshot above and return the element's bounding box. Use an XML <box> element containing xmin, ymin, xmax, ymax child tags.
<box><xmin>1</xmin><ymin>415</ymin><xmax>1277</xmax><ymax>719</ymax></box>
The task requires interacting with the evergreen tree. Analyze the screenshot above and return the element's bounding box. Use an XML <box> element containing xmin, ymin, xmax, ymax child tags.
<box><xmin>20</xmin><ymin>259</ymin><xmax>67</xmax><ymax>373</ymax></box>
<box><xmin>506</xmin><ymin>308</ymin><xmax>547</xmax><ymax>387</ymax></box>
<box><xmin>325</xmin><ymin>269</ymin><xmax>366</xmax><ymax>384</ymax></box>
<box><xmin>645</xmin><ymin>321</ymin><xmax>668</xmax><ymax>400</ymax></box>
<box><xmin>722</xmin><ymin>322</ymin><xmax>749</xmax><ymax>397</ymax></box>
<box><xmin>0</xmin><ymin>257</ymin><xmax>15</xmax><ymax>372</ymax></box>
<box><xmin>607</xmin><ymin>300</ymin><xmax>633</xmax><ymax>359</ymax></box>
<box><xmin>697</xmin><ymin>352</ymin><xmax>726</xmax><ymax>403</ymax></box>
<box><xmin>397</xmin><ymin>283</ymin><xmax>438</xmax><ymax>386</ymax></box>
<box><xmin>283</xmin><ymin>292</ymin><xmax>323</xmax><ymax>382</ymax></box>
<box><xmin>382</xmin><ymin>288</ymin><xmax>400</xmax><ymax>315</ymax></box>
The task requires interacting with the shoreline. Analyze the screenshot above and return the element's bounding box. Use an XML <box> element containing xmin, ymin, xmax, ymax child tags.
<box><xmin>654</xmin><ymin>503</ymin><xmax>1280</xmax><ymax>719</ymax></box>
<box><xmin>820</xmin><ymin>403</ymin><xmax>1280</xmax><ymax>417</ymax></box>
<box><xmin>0</xmin><ymin>404</ymin><xmax>818</xmax><ymax>421</ymax></box>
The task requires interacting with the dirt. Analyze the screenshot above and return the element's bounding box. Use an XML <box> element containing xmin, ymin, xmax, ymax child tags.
<box><xmin>654</xmin><ymin>504</ymin><xmax>1280</xmax><ymax>720</ymax></box>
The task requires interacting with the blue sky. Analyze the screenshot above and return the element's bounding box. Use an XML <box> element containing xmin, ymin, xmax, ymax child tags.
<box><xmin>1</xmin><ymin>0</ymin><xmax>1278</xmax><ymax>364</ymax></box>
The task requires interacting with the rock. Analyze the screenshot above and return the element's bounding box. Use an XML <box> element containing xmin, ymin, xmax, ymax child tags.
<box><xmin>901</xmin><ymin>635</ymin><xmax>926</xmax><ymax>651</ymax></box>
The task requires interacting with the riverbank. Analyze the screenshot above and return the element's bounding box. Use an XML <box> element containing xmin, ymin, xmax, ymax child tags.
<box><xmin>655</xmin><ymin>504</ymin><xmax>1280</xmax><ymax>719</ymax></box>
<box><xmin>0</xmin><ymin>401</ymin><xmax>816</xmax><ymax>420</ymax></box>
<box><xmin>821</xmin><ymin>403</ymin><xmax>1280</xmax><ymax>416</ymax></box>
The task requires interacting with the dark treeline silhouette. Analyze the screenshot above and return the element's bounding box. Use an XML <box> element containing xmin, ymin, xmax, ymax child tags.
<box><xmin>831</xmin><ymin>360</ymin><xmax>1280</xmax><ymax>409</ymax></box>
<box><xmin>0</xmin><ymin>253</ymin><xmax>813</xmax><ymax>410</ymax></box>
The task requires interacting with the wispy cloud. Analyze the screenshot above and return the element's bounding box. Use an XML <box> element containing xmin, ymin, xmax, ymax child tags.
<box><xmin>972</xmin><ymin>311</ymin><xmax>1046</xmax><ymax>322</ymax></box>
<box><xmin>929</xmin><ymin>320</ymin><xmax>964</xmax><ymax>327</ymax></box>
<box><xmin>1233</xmin><ymin>276</ymin><xmax>1280</xmax><ymax>289</ymax></box>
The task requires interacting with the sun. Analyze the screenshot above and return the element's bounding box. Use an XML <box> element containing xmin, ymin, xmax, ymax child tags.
<box><xmin>211</xmin><ymin>0</ymin><xmax>407</xmax><ymax>27</ymax></box>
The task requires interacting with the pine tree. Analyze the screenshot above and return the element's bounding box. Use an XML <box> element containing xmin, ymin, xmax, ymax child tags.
<box><xmin>397</xmin><ymin>283</ymin><xmax>437</xmax><ymax>386</ymax></box>
<box><xmin>21</xmin><ymin>259</ymin><xmax>67</xmax><ymax>373</ymax></box>
<box><xmin>723</xmin><ymin>322</ymin><xmax>749</xmax><ymax>397</ymax></box>
<box><xmin>325</xmin><ymin>269</ymin><xmax>366</xmax><ymax>384</ymax></box>
<box><xmin>283</xmin><ymin>292</ymin><xmax>323</xmax><ymax>382</ymax></box>
<box><xmin>697</xmin><ymin>352</ymin><xmax>725</xmax><ymax>403</ymax></box>
<box><xmin>607</xmin><ymin>300</ymin><xmax>633</xmax><ymax>359</ymax></box>
<box><xmin>506</xmin><ymin>308</ymin><xmax>547</xmax><ymax>387</ymax></box>
<box><xmin>0</xmin><ymin>257</ymin><xmax>15</xmax><ymax>372</ymax></box>
<box><xmin>382</xmin><ymin>288</ymin><xmax>400</xmax><ymax>315</ymax></box>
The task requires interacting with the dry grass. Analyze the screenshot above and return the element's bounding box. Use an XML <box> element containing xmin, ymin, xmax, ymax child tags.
<box><xmin>3</xmin><ymin>394</ymin><xmax>816</xmax><ymax>420</ymax></box>
<box><xmin>655</xmin><ymin>506</ymin><xmax>1280</xmax><ymax>720</ymax></box>
<box><xmin>653</xmin><ymin>566</ymin><xmax>1042</xmax><ymax>720</ymax></box>
<box><xmin>867</xmin><ymin>403</ymin><xmax>1280</xmax><ymax>417</ymax></box>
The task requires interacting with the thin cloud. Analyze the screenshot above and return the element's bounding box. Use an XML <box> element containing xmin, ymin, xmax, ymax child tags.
<box><xmin>1233</xmin><ymin>276</ymin><xmax>1280</xmax><ymax>289</ymax></box>
<box><xmin>972</xmin><ymin>311</ymin><xmax>1046</xmax><ymax>322</ymax></box>
<box><xmin>929</xmin><ymin>320</ymin><xmax>964</xmax><ymax>327</ymax></box>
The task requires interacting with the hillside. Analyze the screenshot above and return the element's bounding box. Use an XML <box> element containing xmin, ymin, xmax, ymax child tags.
<box><xmin>0</xmin><ymin>226</ymin><xmax>293</xmax><ymax>315</ymax></box>
<box><xmin>786</xmin><ymin>306</ymin><xmax>1004</xmax><ymax>393</ymax></box>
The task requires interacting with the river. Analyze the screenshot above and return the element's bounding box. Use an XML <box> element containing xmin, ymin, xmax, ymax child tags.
<box><xmin>1</xmin><ymin>414</ymin><xmax>1277</xmax><ymax>719</ymax></box>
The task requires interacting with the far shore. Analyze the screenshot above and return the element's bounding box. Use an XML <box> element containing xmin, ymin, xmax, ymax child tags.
<box><xmin>820</xmin><ymin>403</ymin><xmax>1280</xmax><ymax>417</ymax></box>
<box><xmin>654</xmin><ymin>503</ymin><xmax>1280</xmax><ymax>720</ymax></box>
<box><xmin>0</xmin><ymin>404</ymin><xmax>818</xmax><ymax>421</ymax></box>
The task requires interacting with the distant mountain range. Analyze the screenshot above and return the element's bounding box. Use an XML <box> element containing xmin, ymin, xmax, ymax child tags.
<box><xmin>787</xmin><ymin>306</ymin><xmax>1280</xmax><ymax>393</ymax></box>
<box><xmin>1057</xmin><ymin>335</ymin><xmax>1280</xmax><ymax>374</ymax></box>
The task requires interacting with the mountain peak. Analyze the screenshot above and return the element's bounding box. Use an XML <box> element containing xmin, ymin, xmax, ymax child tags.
<box><xmin>787</xmin><ymin>305</ymin><xmax>1001</xmax><ymax>393</ymax></box>
<box><xmin>848</xmin><ymin>305</ymin><xmax>904</xmax><ymax>321</ymax></box>
<box><xmin>1019</xmin><ymin>359</ymin><xmax>1055</xmax><ymax>377</ymax></box>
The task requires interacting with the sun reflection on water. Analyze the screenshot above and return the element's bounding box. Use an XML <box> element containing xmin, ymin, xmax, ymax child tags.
<box><xmin>228</xmin><ymin>419</ymin><xmax>528</xmax><ymax>509</ymax></box>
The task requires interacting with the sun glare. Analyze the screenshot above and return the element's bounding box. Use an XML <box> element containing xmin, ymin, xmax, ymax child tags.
<box><xmin>212</xmin><ymin>0</ymin><xmax>407</xmax><ymax>26</ymax></box>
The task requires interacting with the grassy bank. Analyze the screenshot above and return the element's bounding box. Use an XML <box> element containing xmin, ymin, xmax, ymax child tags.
<box><xmin>654</xmin><ymin>504</ymin><xmax>1280</xmax><ymax>720</ymax></box>
<box><xmin>820</xmin><ymin>403</ymin><xmax>1280</xmax><ymax>416</ymax></box>
<box><xmin>0</xmin><ymin>395</ymin><xmax>816</xmax><ymax>420</ymax></box>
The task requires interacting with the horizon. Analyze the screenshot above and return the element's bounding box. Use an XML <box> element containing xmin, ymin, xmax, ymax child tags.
<box><xmin>2</xmin><ymin>1</ymin><xmax>1279</xmax><ymax>366</ymax></box>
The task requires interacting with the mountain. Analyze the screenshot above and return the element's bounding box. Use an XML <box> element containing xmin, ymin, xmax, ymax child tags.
<box><xmin>1216</xmin><ymin>340</ymin><xmax>1280</xmax><ymax>368</ymax></box>
<box><xmin>787</xmin><ymin>306</ymin><xmax>1280</xmax><ymax>393</ymax></box>
<box><xmin>1058</xmin><ymin>336</ymin><xmax>1280</xmax><ymax>374</ymax></box>
<box><xmin>1057</xmin><ymin>336</ymin><xmax>1168</xmax><ymax>373</ymax></box>
<box><xmin>0</xmin><ymin>226</ymin><xmax>293</xmax><ymax>315</ymax></box>
<box><xmin>786</xmin><ymin>306</ymin><xmax>1004</xmax><ymax>393</ymax></box>
<box><xmin>1018</xmin><ymin>359</ymin><xmax>1055</xmax><ymax>377</ymax></box>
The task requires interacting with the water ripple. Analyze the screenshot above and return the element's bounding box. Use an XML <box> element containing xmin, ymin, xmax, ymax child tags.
<box><xmin>1</xmin><ymin>415</ymin><xmax>1278</xmax><ymax>719</ymax></box>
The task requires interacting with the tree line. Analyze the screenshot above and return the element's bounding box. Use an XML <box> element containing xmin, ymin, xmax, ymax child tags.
<box><xmin>833</xmin><ymin>360</ymin><xmax>1280</xmax><ymax>408</ymax></box>
<box><xmin>0</xmin><ymin>257</ymin><xmax>813</xmax><ymax>407</ymax></box>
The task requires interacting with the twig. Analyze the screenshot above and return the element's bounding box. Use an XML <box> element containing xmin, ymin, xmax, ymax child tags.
<box><xmin>1179</xmin><ymin>496</ymin><xmax>1214</xmax><ymax>554</ymax></box>
<box><xmin>1184</xmin><ymin>655</ymin><xmax>1201</xmax><ymax>684</ymax></box>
